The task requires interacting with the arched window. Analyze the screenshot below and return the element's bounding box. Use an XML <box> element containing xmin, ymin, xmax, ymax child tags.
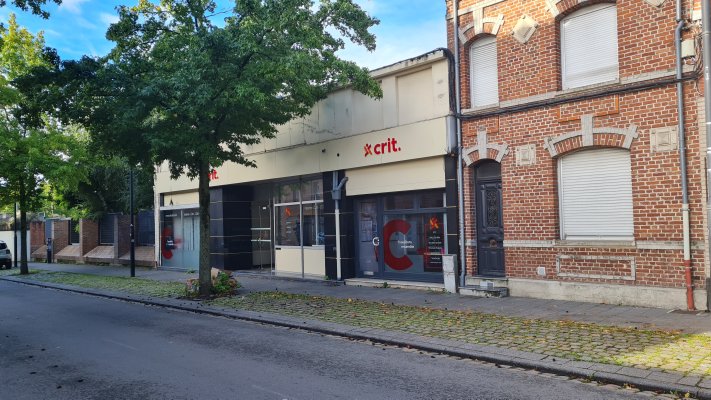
<box><xmin>469</xmin><ymin>36</ymin><xmax>499</xmax><ymax>107</ymax></box>
<box><xmin>560</xmin><ymin>4</ymin><xmax>618</xmax><ymax>89</ymax></box>
<box><xmin>558</xmin><ymin>148</ymin><xmax>633</xmax><ymax>240</ymax></box>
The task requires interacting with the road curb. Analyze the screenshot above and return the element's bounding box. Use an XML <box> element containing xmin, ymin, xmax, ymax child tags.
<box><xmin>2</xmin><ymin>276</ymin><xmax>707</xmax><ymax>398</ymax></box>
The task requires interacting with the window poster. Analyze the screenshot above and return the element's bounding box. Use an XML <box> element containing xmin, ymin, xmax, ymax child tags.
<box><xmin>424</xmin><ymin>215</ymin><xmax>443</xmax><ymax>272</ymax></box>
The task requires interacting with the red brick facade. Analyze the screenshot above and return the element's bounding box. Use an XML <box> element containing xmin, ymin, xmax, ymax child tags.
<box><xmin>80</xmin><ymin>219</ymin><xmax>99</xmax><ymax>256</ymax></box>
<box><xmin>29</xmin><ymin>221</ymin><xmax>44</xmax><ymax>254</ymax></box>
<box><xmin>447</xmin><ymin>0</ymin><xmax>708</xmax><ymax>308</ymax></box>
<box><xmin>52</xmin><ymin>219</ymin><xmax>69</xmax><ymax>257</ymax></box>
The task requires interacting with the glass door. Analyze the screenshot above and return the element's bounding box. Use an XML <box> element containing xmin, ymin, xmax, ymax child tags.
<box><xmin>357</xmin><ymin>199</ymin><xmax>380</xmax><ymax>277</ymax></box>
<box><xmin>355</xmin><ymin>191</ymin><xmax>446</xmax><ymax>283</ymax></box>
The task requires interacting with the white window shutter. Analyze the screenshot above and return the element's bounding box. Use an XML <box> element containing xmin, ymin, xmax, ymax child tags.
<box><xmin>559</xmin><ymin>149</ymin><xmax>633</xmax><ymax>240</ymax></box>
<box><xmin>561</xmin><ymin>4</ymin><xmax>619</xmax><ymax>89</ymax></box>
<box><xmin>470</xmin><ymin>36</ymin><xmax>499</xmax><ymax>107</ymax></box>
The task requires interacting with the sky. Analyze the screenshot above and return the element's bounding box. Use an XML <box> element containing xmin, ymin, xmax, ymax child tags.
<box><xmin>1</xmin><ymin>0</ymin><xmax>447</xmax><ymax>70</ymax></box>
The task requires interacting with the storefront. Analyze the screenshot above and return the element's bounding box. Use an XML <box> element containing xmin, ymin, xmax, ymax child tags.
<box><xmin>154</xmin><ymin>49</ymin><xmax>458</xmax><ymax>283</ymax></box>
<box><xmin>356</xmin><ymin>190</ymin><xmax>447</xmax><ymax>283</ymax></box>
<box><xmin>160</xmin><ymin>207</ymin><xmax>200</xmax><ymax>270</ymax></box>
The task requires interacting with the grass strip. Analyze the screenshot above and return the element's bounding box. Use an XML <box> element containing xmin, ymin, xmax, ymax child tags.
<box><xmin>210</xmin><ymin>291</ymin><xmax>711</xmax><ymax>377</ymax></box>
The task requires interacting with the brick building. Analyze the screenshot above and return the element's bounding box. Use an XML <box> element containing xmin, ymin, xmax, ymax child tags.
<box><xmin>447</xmin><ymin>0</ymin><xmax>709</xmax><ymax>309</ymax></box>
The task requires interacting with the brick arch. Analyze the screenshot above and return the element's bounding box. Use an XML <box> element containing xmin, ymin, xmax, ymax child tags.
<box><xmin>463</xmin><ymin>126</ymin><xmax>510</xmax><ymax>166</ymax></box>
<box><xmin>543</xmin><ymin>114</ymin><xmax>638</xmax><ymax>157</ymax></box>
<box><xmin>458</xmin><ymin>13</ymin><xmax>504</xmax><ymax>46</ymax></box>
<box><xmin>550</xmin><ymin>0</ymin><xmax>615</xmax><ymax>20</ymax></box>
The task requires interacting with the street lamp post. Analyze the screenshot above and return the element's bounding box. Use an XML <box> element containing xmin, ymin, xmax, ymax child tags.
<box><xmin>13</xmin><ymin>202</ymin><xmax>17</xmax><ymax>269</ymax></box>
<box><xmin>130</xmin><ymin>167</ymin><xmax>136</xmax><ymax>277</ymax></box>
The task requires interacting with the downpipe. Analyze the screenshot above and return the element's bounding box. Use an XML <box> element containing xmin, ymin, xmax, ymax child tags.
<box><xmin>675</xmin><ymin>7</ymin><xmax>695</xmax><ymax>309</ymax></box>
<box><xmin>701</xmin><ymin>0</ymin><xmax>711</xmax><ymax>311</ymax></box>
<box><xmin>453</xmin><ymin>0</ymin><xmax>467</xmax><ymax>288</ymax></box>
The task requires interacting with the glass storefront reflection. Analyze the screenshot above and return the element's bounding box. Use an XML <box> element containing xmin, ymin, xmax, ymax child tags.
<box><xmin>161</xmin><ymin>209</ymin><xmax>199</xmax><ymax>270</ymax></box>
<box><xmin>357</xmin><ymin>190</ymin><xmax>447</xmax><ymax>282</ymax></box>
<box><xmin>384</xmin><ymin>213</ymin><xmax>444</xmax><ymax>274</ymax></box>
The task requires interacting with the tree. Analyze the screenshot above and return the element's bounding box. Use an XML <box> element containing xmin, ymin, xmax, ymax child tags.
<box><xmin>1</xmin><ymin>0</ymin><xmax>62</xmax><ymax>18</ymax></box>
<box><xmin>57</xmin><ymin>156</ymin><xmax>155</xmax><ymax>220</ymax></box>
<box><xmin>0</xmin><ymin>14</ymin><xmax>83</xmax><ymax>273</ymax></box>
<box><xmin>21</xmin><ymin>0</ymin><xmax>381</xmax><ymax>294</ymax></box>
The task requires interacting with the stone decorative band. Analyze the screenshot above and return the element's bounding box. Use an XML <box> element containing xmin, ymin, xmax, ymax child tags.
<box><xmin>555</xmin><ymin>254</ymin><xmax>636</xmax><ymax>281</ymax></box>
<box><xmin>502</xmin><ymin>240</ymin><xmax>702</xmax><ymax>250</ymax></box>
<box><xmin>503</xmin><ymin>240</ymin><xmax>556</xmax><ymax>248</ymax></box>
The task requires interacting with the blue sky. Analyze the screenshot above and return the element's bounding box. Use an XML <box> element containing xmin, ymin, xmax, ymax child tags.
<box><xmin>2</xmin><ymin>0</ymin><xmax>447</xmax><ymax>70</ymax></box>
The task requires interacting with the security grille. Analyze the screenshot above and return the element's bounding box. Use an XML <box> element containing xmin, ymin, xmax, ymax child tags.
<box><xmin>99</xmin><ymin>214</ymin><xmax>115</xmax><ymax>245</ymax></box>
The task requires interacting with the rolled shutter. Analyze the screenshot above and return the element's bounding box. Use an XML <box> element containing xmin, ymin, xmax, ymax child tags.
<box><xmin>561</xmin><ymin>4</ymin><xmax>618</xmax><ymax>89</ymax></box>
<box><xmin>559</xmin><ymin>149</ymin><xmax>633</xmax><ymax>239</ymax></box>
<box><xmin>470</xmin><ymin>36</ymin><xmax>499</xmax><ymax>107</ymax></box>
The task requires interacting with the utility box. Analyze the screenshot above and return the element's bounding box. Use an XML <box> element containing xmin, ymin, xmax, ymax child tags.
<box><xmin>442</xmin><ymin>255</ymin><xmax>458</xmax><ymax>294</ymax></box>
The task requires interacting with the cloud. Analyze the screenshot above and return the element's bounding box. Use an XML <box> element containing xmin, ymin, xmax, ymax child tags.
<box><xmin>74</xmin><ymin>16</ymin><xmax>98</xmax><ymax>30</ymax></box>
<box><xmin>99</xmin><ymin>12</ymin><xmax>119</xmax><ymax>26</ymax></box>
<box><xmin>338</xmin><ymin>20</ymin><xmax>446</xmax><ymax>70</ymax></box>
<box><xmin>60</xmin><ymin>0</ymin><xmax>91</xmax><ymax>14</ymax></box>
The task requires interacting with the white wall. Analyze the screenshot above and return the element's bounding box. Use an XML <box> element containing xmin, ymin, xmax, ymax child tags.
<box><xmin>0</xmin><ymin>231</ymin><xmax>31</xmax><ymax>261</ymax></box>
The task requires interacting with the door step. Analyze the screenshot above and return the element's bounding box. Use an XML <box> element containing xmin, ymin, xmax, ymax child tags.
<box><xmin>460</xmin><ymin>285</ymin><xmax>509</xmax><ymax>298</ymax></box>
<box><xmin>345</xmin><ymin>278</ymin><xmax>445</xmax><ymax>292</ymax></box>
<box><xmin>461</xmin><ymin>276</ymin><xmax>509</xmax><ymax>298</ymax></box>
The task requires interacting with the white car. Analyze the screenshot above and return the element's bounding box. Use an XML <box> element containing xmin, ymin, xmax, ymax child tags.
<box><xmin>0</xmin><ymin>240</ymin><xmax>12</xmax><ymax>269</ymax></box>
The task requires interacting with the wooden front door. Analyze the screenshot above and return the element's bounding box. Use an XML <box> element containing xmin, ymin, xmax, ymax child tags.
<box><xmin>474</xmin><ymin>162</ymin><xmax>505</xmax><ymax>277</ymax></box>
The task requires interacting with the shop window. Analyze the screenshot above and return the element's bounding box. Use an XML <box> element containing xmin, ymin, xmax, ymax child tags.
<box><xmin>383</xmin><ymin>213</ymin><xmax>445</xmax><ymax>273</ymax></box>
<box><xmin>385</xmin><ymin>194</ymin><xmax>415</xmax><ymax>210</ymax></box>
<box><xmin>274</xmin><ymin>177</ymin><xmax>324</xmax><ymax>247</ymax></box>
<box><xmin>160</xmin><ymin>208</ymin><xmax>199</xmax><ymax>270</ymax></box>
<box><xmin>301</xmin><ymin>179</ymin><xmax>323</xmax><ymax>201</ymax></box>
<box><xmin>469</xmin><ymin>36</ymin><xmax>499</xmax><ymax>107</ymax></box>
<box><xmin>558</xmin><ymin>148</ymin><xmax>633</xmax><ymax>240</ymax></box>
<box><xmin>302</xmin><ymin>203</ymin><xmax>325</xmax><ymax>246</ymax></box>
<box><xmin>560</xmin><ymin>4</ymin><xmax>618</xmax><ymax>89</ymax></box>
<box><xmin>275</xmin><ymin>182</ymin><xmax>301</xmax><ymax>203</ymax></box>
<box><xmin>419</xmin><ymin>191</ymin><xmax>444</xmax><ymax>209</ymax></box>
<box><xmin>275</xmin><ymin>205</ymin><xmax>301</xmax><ymax>246</ymax></box>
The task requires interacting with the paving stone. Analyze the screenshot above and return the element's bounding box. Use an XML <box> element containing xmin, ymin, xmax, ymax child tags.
<box><xmin>699</xmin><ymin>378</ymin><xmax>711</xmax><ymax>389</ymax></box>
<box><xmin>645</xmin><ymin>371</ymin><xmax>684</xmax><ymax>384</ymax></box>
<box><xmin>616</xmin><ymin>367</ymin><xmax>652</xmax><ymax>379</ymax></box>
<box><xmin>676</xmin><ymin>376</ymin><xmax>701</xmax><ymax>386</ymax></box>
<box><xmin>590</xmin><ymin>363</ymin><xmax>623</xmax><ymax>374</ymax></box>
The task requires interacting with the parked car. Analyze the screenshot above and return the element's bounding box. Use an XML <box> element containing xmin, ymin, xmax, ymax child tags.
<box><xmin>0</xmin><ymin>240</ymin><xmax>12</xmax><ymax>269</ymax></box>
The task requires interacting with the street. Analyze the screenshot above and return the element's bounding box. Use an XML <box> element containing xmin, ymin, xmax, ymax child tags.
<box><xmin>0</xmin><ymin>281</ymin><xmax>657</xmax><ymax>400</ymax></box>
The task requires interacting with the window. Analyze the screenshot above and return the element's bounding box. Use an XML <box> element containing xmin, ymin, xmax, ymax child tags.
<box><xmin>560</xmin><ymin>4</ymin><xmax>618</xmax><ymax>89</ymax></box>
<box><xmin>274</xmin><ymin>178</ymin><xmax>324</xmax><ymax>247</ymax></box>
<box><xmin>469</xmin><ymin>36</ymin><xmax>499</xmax><ymax>107</ymax></box>
<box><xmin>558</xmin><ymin>149</ymin><xmax>633</xmax><ymax>240</ymax></box>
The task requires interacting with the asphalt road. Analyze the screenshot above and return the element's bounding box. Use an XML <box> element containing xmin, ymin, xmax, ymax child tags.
<box><xmin>0</xmin><ymin>281</ymin><xmax>653</xmax><ymax>400</ymax></box>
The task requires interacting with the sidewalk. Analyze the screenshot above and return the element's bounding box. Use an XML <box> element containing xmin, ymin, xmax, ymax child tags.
<box><xmin>6</xmin><ymin>261</ymin><xmax>711</xmax><ymax>398</ymax></box>
<box><xmin>28</xmin><ymin>261</ymin><xmax>711</xmax><ymax>333</ymax></box>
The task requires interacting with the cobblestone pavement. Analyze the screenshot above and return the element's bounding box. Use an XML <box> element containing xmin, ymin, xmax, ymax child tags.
<box><xmin>6</xmin><ymin>263</ymin><xmax>711</xmax><ymax>388</ymax></box>
<box><xmin>210</xmin><ymin>291</ymin><xmax>711</xmax><ymax>378</ymax></box>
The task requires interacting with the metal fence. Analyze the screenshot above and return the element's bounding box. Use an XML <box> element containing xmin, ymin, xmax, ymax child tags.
<box><xmin>99</xmin><ymin>214</ymin><xmax>115</xmax><ymax>245</ymax></box>
<box><xmin>137</xmin><ymin>211</ymin><xmax>155</xmax><ymax>246</ymax></box>
<box><xmin>69</xmin><ymin>219</ymin><xmax>80</xmax><ymax>244</ymax></box>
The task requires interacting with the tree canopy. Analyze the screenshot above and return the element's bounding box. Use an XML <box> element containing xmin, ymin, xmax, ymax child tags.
<box><xmin>0</xmin><ymin>14</ymin><xmax>84</xmax><ymax>273</ymax></box>
<box><xmin>21</xmin><ymin>0</ymin><xmax>382</xmax><ymax>293</ymax></box>
<box><xmin>1</xmin><ymin>0</ymin><xmax>62</xmax><ymax>18</ymax></box>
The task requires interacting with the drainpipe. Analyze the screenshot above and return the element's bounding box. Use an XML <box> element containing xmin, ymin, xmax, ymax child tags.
<box><xmin>332</xmin><ymin>173</ymin><xmax>348</xmax><ymax>281</ymax></box>
<box><xmin>453</xmin><ymin>0</ymin><xmax>467</xmax><ymax>288</ymax></box>
<box><xmin>675</xmin><ymin>1</ymin><xmax>694</xmax><ymax>310</ymax></box>
<box><xmin>701</xmin><ymin>0</ymin><xmax>711</xmax><ymax>310</ymax></box>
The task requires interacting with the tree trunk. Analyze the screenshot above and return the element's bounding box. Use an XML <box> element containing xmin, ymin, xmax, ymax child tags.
<box><xmin>198</xmin><ymin>159</ymin><xmax>212</xmax><ymax>296</ymax></box>
<box><xmin>19</xmin><ymin>179</ymin><xmax>28</xmax><ymax>275</ymax></box>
